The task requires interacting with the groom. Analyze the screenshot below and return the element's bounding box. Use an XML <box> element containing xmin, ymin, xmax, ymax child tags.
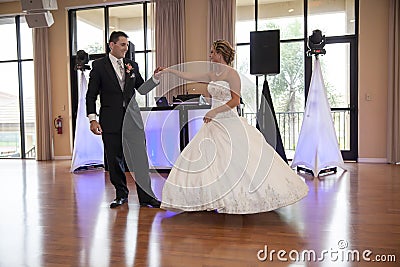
<box><xmin>86</xmin><ymin>31</ymin><xmax>161</xmax><ymax>208</ymax></box>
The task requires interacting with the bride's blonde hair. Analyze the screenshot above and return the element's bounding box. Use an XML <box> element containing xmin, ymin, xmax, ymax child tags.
<box><xmin>213</xmin><ymin>40</ymin><xmax>235</xmax><ymax>66</ymax></box>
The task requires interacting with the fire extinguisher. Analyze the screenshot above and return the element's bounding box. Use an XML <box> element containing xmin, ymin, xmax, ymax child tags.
<box><xmin>54</xmin><ymin>115</ymin><xmax>63</xmax><ymax>134</ymax></box>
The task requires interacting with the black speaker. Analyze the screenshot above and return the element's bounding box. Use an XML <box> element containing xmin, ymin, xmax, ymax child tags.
<box><xmin>250</xmin><ymin>30</ymin><xmax>280</xmax><ymax>75</ymax></box>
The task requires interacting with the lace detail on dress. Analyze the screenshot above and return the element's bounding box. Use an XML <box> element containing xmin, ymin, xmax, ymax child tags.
<box><xmin>161</xmin><ymin>80</ymin><xmax>309</xmax><ymax>214</ymax></box>
<box><xmin>207</xmin><ymin>81</ymin><xmax>238</xmax><ymax>119</ymax></box>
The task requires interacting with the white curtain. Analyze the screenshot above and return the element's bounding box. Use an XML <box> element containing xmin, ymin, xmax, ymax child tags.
<box><xmin>208</xmin><ymin>0</ymin><xmax>236</xmax><ymax>48</ymax></box>
<box><xmin>70</xmin><ymin>72</ymin><xmax>104</xmax><ymax>172</ymax></box>
<box><xmin>291</xmin><ymin>58</ymin><xmax>346</xmax><ymax>177</ymax></box>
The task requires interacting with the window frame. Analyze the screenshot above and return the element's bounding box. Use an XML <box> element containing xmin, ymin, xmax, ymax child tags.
<box><xmin>0</xmin><ymin>15</ymin><xmax>34</xmax><ymax>159</ymax></box>
<box><xmin>235</xmin><ymin>0</ymin><xmax>359</xmax><ymax>160</ymax></box>
<box><xmin>68</xmin><ymin>1</ymin><xmax>153</xmax><ymax>138</ymax></box>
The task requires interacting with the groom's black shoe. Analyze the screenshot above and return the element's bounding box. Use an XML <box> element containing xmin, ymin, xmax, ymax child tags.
<box><xmin>140</xmin><ymin>198</ymin><xmax>161</xmax><ymax>208</ymax></box>
<box><xmin>110</xmin><ymin>197</ymin><xmax>128</xmax><ymax>208</ymax></box>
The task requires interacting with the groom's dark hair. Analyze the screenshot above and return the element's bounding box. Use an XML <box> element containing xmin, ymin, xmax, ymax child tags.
<box><xmin>109</xmin><ymin>31</ymin><xmax>129</xmax><ymax>43</ymax></box>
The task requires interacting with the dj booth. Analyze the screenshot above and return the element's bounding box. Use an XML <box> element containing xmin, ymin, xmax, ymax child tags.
<box><xmin>140</xmin><ymin>104</ymin><xmax>211</xmax><ymax>170</ymax></box>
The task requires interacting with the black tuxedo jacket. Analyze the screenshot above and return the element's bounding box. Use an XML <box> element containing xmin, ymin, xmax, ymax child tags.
<box><xmin>86</xmin><ymin>56</ymin><xmax>147</xmax><ymax>133</ymax></box>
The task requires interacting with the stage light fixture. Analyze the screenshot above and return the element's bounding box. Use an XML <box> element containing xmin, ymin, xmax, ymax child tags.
<box><xmin>74</xmin><ymin>50</ymin><xmax>91</xmax><ymax>71</ymax></box>
<box><xmin>307</xmin><ymin>29</ymin><xmax>326</xmax><ymax>56</ymax></box>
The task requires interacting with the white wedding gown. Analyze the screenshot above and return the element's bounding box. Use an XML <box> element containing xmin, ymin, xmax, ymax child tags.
<box><xmin>161</xmin><ymin>81</ymin><xmax>308</xmax><ymax>214</ymax></box>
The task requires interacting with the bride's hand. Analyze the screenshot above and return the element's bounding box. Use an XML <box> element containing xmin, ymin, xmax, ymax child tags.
<box><xmin>203</xmin><ymin>109</ymin><xmax>217</xmax><ymax>123</ymax></box>
<box><xmin>153</xmin><ymin>67</ymin><xmax>165</xmax><ymax>79</ymax></box>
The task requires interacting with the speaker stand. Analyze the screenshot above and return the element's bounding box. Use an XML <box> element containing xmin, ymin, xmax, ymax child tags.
<box><xmin>256</xmin><ymin>77</ymin><xmax>288</xmax><ymax>163</ymax></box>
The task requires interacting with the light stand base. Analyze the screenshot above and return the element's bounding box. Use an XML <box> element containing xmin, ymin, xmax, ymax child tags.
<box><xmin>296</xmin><ymin>165</ymin><xmax>337</xmax><ymax>177</ymax></box>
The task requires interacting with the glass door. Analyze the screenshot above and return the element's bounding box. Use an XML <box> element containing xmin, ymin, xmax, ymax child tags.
<box><xmin>309</xmin><ymin>38</ymin><xmax>358</xmax><ymax>160</ymax></box>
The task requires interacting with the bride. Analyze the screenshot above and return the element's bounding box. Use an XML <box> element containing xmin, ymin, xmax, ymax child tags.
<box><xmin>159</xmin><ymin>40</ymin><xmax>308</xmax><ymax>214</ymax></box>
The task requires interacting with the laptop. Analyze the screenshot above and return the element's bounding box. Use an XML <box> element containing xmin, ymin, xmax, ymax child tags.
<box><xmin>173</xmin><ymin>94</ymin><xmax>201</xmax><ymax>105</ymax></box>
<box><xmin>154</xmin><ymin>96</ymin><xmax>170</xmax><ymax>107</ymax></box>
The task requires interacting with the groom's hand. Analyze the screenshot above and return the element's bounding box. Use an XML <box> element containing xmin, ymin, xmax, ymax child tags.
<box><xmin>90</xmin><ymin>120</ymin><xmax>102</xmax><ymax>135</ymax></box>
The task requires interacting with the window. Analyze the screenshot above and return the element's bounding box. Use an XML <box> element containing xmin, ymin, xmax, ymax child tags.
<box><xmin>0</xmin><ymin>16</ymin><xmax>35</xmax><ymax>159</ymax></box>
<box><xmin>69</xmin><ymin>2</ymin><xmax>154</xmax><ymax>134</ymax></box>
<box><xmin>257</xmin><ymin>0</ymin><xmax>304</xmax><ymax>40</ymax></box>
<box><xmin>308</xmin><ymin>0</ymin><xmax>356</xmax><ymax>36</ymax></box>
<box><xmin>235</xmin><ymin>0</ymin><xmax>358</xmax><ymax>159</ymax></box>
<box><xmin>75</xmin><ymin>8</ymin><xmax>105</xmax><ymax>54</ymax></box>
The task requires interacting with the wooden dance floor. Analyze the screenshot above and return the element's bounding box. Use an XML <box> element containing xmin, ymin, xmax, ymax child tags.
<box><xmin>0</xmin><ymin>160</ymin><xmax>399</xmax><ymax>267</ymax></box>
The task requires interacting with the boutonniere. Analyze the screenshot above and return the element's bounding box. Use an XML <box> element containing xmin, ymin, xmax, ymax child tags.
<box><xmin>125</xmin><ymin>63</ymin><xmax>135</xmax><ymax>78</ymax></box>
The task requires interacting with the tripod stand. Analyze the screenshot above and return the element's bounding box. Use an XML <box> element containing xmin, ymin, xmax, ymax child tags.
<box><xmin>256</xmin><ymin>76</ymin><xmax>288</xmax><ymax>163</ymax></box>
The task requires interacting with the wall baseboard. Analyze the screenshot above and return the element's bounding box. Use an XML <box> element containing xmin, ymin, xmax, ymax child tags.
<box><xmin>53</xmin><ymin>156</ymin><xmax>72</xmax><ymax>160</ymax></box>
<box><xmin>357</xmin><ymin>158</ymin><xmax>388</xmax><ymax>163</ymax></box>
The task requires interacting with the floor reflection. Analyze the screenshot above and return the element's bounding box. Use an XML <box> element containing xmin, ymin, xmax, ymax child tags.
<box><xmin>296</xmin><ymin>170</ymin><xmax>352</xmax><ymax>266</ymax></box>
<box><xmin>0</xmin><ymin>161</ymin><xmax>399</xmax><ymax>267</ymax></box>
<box><xmin>73</xmin><ymin>168</ymin><xmax>167</xmax><ymax>267</ymax></box>
<box><xmin>0</xmin><ymin>160</ymin><xmax>43</xmax><ymax>267</ymax></box>
<box><xmin>159</xmin><ymin>211</ymin><xmax>305</xmax><ymax>266</ymax></box>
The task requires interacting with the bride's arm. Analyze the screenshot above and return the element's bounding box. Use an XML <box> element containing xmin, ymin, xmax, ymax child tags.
<box><xmin>163</xmin><ymin>68</ymin><xmax>212</xmax><ymax>83</ymax></box>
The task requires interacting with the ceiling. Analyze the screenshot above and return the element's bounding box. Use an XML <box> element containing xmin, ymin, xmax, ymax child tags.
<box><xmin>237</xmin><ymin>0</ymin><xmax>297</xmax><ymax>6</ymax></box>
<box><xmin>0</xmin><ymin>0</ymin><xmax>298</xmax><ymax>4</ymax></box>
<box><xmin>0</xmin><ymin>0</ymin><xmax>298</xmax><ymax>6</ymax></box>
